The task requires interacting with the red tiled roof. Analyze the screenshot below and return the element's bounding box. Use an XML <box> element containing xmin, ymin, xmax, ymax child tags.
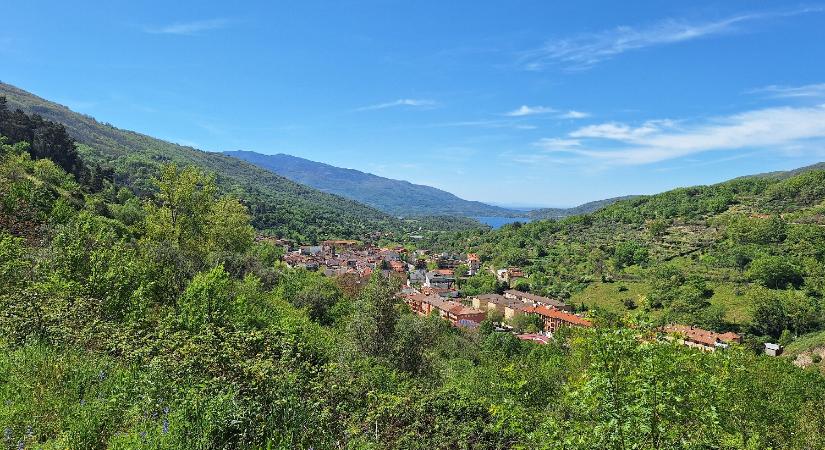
<box><xmin>662</xmin><ymin>325</ymin><xmax>741</xmax><ymax>346</ymax></box>
<box><xmin>529</xmin><ymin>305</ymin><xmax>592</xmax><ymax>327</ymax></box>
<box><xmin>409</xmin><ymin>293</ymin><xmax>484</xmax><ymax>317</ymax></box>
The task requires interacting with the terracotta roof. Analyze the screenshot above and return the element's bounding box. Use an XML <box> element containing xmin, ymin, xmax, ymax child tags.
<box><xmin>662</xmin><ymin>325</ymin><xmax>741</xmax><ymax>346</ymax></box>
<box><xmin>410</xmin><ymin>294</ymin><xmax>484</xmax><ymax>317</ymax></box>
<box><xmin>528</xmin><ymin>305</ymin><xmax>592</xmax><ymax>327</ymax></box>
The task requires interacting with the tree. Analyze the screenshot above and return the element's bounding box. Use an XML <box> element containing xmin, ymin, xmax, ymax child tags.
<box><xmin>348</xmin><ymin>274</ymin><xmax>400</xmax><ymax>357</ymax></box>
<box><xmin>613</xmin><ymin>241</ymin><xmax>649</xmax><ymax>269</ymax></box>
<box><xmin>144</xmin><ymin>164</ymin><xmax>216</xmax><ymax>256</ymax></box>
<box><xmin>726</xmin><ymin>215</ymin><xmax>786</xmax><ymax>245</ymax></box>
<box><xmin>460</xmin><ymin>272</ymin><xmax>501</xmax><ymax>297</ymax></box>
<box><xmin>292</xmin><ymin>276</ymin><xmax>342</xmax><ymax>325</ymax></box>
<box><xmin>749</xmin><ymin>288</ymin><xmax>788</xmax><ymax>338</ymax></box>
<box><xmin>0</xmin><ymin>232</ymin><xmax>30</xmax><ymax>292</ymax></box>
<box><xmin>176</xmin><ymin>265</ymin><xmax>234</xmax><ymax>331</ymax></box>
<box><xmin>647</xmin><ymin>265</ymin><xmax>686</xmax><ymax>308</ymax></box>
<box><xmin>747</xmin><ymin>255</ymin><xmax>803</xmax><ymax>289</ymax></box>
<box><xmin>647</xmin><ymin>219</ymin><xmax>668</xmax><ymax>239</ymax></box>
<box><xmin>510</xmin><ymin>313</ymin><xmax>544</xmax><ymax>333</ymax></box>
<box><xmin>391</xmin><ymin>313</ymin><xmax>448</xmax><ymax>376</ymax></box>
<box><xmin>144</xmin><ymin>164</ymin><xmax>254</xmax><ymax>275</ymax></box>
<box><xmin>205</xmin><ymin>196</ymin><xmax>254</xmax><ymax>255</ymax></box>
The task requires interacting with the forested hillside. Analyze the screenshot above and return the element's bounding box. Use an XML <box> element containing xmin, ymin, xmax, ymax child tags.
<box><xmin>0</xmin><ymin>83</ymin><xmax>399</xmax><ymax>243</ymax></box>
<box><xmin>3</xmin><ymin>123</ymin><xmax>825</xmax><ymax>449</ymax></box>
<box><xmin>225</xmin><ymin>150</ymin><xmax>519</xmax><ymax>217</ymax></box>
<box><xmin>423</xmin><ymin>169</ymin><xmax>825</xmax><ymax>357</ymax></box>
<box><xmin>527</xmin><ymin>195</ymin><xmax>639</xmax><ymax>220</ymax></box>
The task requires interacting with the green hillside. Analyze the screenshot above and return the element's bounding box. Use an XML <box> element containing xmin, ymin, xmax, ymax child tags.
<box><xmin>3</xmin><ymin>126</ymin><xmax>825</xmax><ymax>448</ymax></box>
<box><xmin>527</xmin><ymin>195</ymin><xmax>639</xmax><ymax>220</ymax></box>
<box><xmin>425</xmin><ymin>168</ymin><xmax>825</xmax><ymax>342</ymax></box>
<box><xmin>226</xmin><ymin>150</ymin><xmax>521</xmax><ymax>217</ymax></box>
<box><xmin>0</xmin><ymin>82</ymin><xmax>399</xmax><ymax>243</ymax></box>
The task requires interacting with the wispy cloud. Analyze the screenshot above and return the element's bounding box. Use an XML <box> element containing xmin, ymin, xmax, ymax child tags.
<box><xmin>559</xmin><ymin>110</ymin><xmax>591</xmax><ymax>119</ymax></box>
<box><xmin>422</xmin><ymin>119</ymin><xmax>534</xmax><ymax>130</ymax></box>
<box><xmin>749</xmin><ymin>83</ymin><xmax>825</xmax><ymax>99</ymax></box>
<box><xmin>505</xmin><ymin>105</ymin><xmax>556</xmax><ymax>116</ymax></box>
<box><xmin>534</xmin><ymin>138</ymin><xmax>583</xmax><ymax>149</ymax></box>
<box><xmin>355</xmin><ymin>98</ymin><xmax>438</xmax><ymax>112</ymax></box>
<box><xmin>144</xmin><ymin>18</ymin><xmax>233</xmax><ymax>36</ymax></box>
<box><xmin>520</xmin><ymin>7</ymin><xmax>824</xmax><ymax>71</ymax></box>
<box><xmin>535</xmin><ymin>105</ymin><xmax>825</xmax><ymax>165</ymax></box>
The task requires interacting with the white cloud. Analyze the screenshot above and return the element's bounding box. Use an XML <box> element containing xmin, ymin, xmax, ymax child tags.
<box><xmin>570</xmin><ymin>119</ymin><xmax>675</xmax><ymax>141</ymax></box>
<box><xmin>535</xmin><ymin>138</ymin><xmax>581</xmax><ymax>149</ymax></box>
<box><xmin>505</xmin><ymin>105</ymin><xmax>556</xmax><ymax>116</ymax></box>
<box><xmin>559</xmin><ymin>110</ymin><xmax>590</xmax><ymax>119</ymax></box>
<box><xmin>750</xmin><ymin>83</ymin><xmax>825</xmax><ymax>99</ymax></box>
<box><xmin>521</xmin><ymin>7</ymin><xmax>824</xmax><ymax>70</ymax></box>
<box><xmin>355</xmin><ymin>98</ymin><xmax>438</xmax><ymax>111</ymax></box>
<box><xmin>144</xmin><ymin>19</ymin><xmax>232</xmax><ymax>35</ymax></box>
<box><xmin>538</xmin><ymin>105</ymin><xmax>825</xmax><ymax>165</ymax></box>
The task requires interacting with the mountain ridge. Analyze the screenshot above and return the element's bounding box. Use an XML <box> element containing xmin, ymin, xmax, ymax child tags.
<box><xmin>224</xmin><ymin>150</ymin><xmax>522</xmax><ymax>217</ymax></box>
<box><xmin>527</xmin><ymin>195</ymin><xmax>640</xmax><ymax>220</ymax></box>
<box><xmin>0</xmin><ymin>81</ymin><xmax>397</xmax><ymax>242</ymax></box>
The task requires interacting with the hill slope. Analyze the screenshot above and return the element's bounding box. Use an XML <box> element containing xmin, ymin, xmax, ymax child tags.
<box><xmin>0</xmin><ymin>82</ymin><xmax>397</xmax><ymax>242</ymax></box>
<box><xmin>527</xmin><ymin>195</ymin><xmax>639</xmax><ymax>220</ymax></box>
<box><xmin>430</xmin><ymin>166</ymin><xmax>825</xmax><ymax>335</ymax></box>
<box><xmin>225</xmin><ymin>150</ymin><xmax>520</xmax><ymax>217</ymax></box>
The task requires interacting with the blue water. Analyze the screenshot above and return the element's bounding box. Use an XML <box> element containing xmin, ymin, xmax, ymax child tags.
<box><xmin>474</xmin><ymin>216</ymin><xmax>532</xmax><ymax>229</ymax></box>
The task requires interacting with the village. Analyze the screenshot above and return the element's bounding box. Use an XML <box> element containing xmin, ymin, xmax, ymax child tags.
<box><xmin>270</xmin><ymin>238</ymin><xmax>765</xmax><ymax>353</ymax></box>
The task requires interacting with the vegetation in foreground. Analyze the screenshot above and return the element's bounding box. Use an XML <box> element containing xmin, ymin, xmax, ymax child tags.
<box><xmin>2</xmin><ymin>108</ymin><xmax>825</xmax><ymax>449</ymax></box>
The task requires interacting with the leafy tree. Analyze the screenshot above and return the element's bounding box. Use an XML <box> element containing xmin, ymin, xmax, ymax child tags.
<box><xmin>176</xmin><ymin>265</ymin><xmax>234</xmax><ymax>331</ymax></box>
<box><xmin>613</xmin><ymin>241</ymin><xmax>649</xmax><ymax>269</ymax></box>
<box><xmin>144</xmin><ymin>164</ymin><xmax>217</xmax><ymax>255</ymax></box>
<box><xmin>291</xmin><ymin>275</ymin><xmax>342</xmax><ymax>325</ymax></box>
<box><xmin>749</xmin><ymin>288</ymin><xmax>786</xmax><ymax>338</ymax></box>
<box><xmin>347</xmin><ymin>274</ymin><xmax>400</xmax><ymax>357</ymax></box>
<box><xmin>647</xmin><ymin>265</ymin><xmax>686</xmax><ymax>308</ymax></box>
<box><xmin>391</xmin><ymin>313</ymin><xmax>448</xmax><ymax>376</ymax></box>
<box><xmin>510</xmin><ymin>313</ymin><xmax>544</xmax><ymax>333</ymax></box>
<box><xmin>747</xmin><ymin>255</ymin><xmax>804</xmax><ymax>289</ymax></box>
<box><xmin>726</xmin><ymin>215</ymin><xmax>787</xmax><ymax>245</ymax></box>
<box><xmin>460</xmin><ymin>271</ymin><xmax>501</xmax><ymax>296</ymax></box>
<box><xmin>647</xmin><ymin>218</ymin><xmax>668</xmax><ymax>238</ymax></box>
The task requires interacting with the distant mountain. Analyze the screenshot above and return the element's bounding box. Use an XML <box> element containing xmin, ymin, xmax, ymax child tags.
<box><xmin>742</xmin><ymin>161</ymin><xmax>825</xmax><ymax>180</ymax></box>
<box><xmin>225</xmin><ymin>150</ymin><xmax>522</xmax><ymax>217</ymax></box>
<box><xmin>527</xmin><ymin>195</ymin><xmax>639</xmax><ymax>220</ymax></box>
<box><xmin>0</xmin><ymin>82</ymin><xmax>398</xmax><ymax>242</ymax></box>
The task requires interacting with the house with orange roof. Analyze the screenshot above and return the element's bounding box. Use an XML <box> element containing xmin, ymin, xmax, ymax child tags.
<box><xmin>661</xmin><ymin>324</ymin><xmax>742</xmax><ymax>352</ymax></box>
<box><xmin>403</xmin><ymin>292</ymin><xmax>487</xmax><ymax>326</ymax></box>
<box><xmin>467</xmin><ymin>253</ymin><xmax>481</xmax><ymax>275</ymax></box>
<box><xmin>526</xmin><ymin>305</ymin><xmax>592</xmax><ymax>333</ymax></box>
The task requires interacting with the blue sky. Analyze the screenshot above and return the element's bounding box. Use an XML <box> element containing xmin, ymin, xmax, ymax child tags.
<box><xmin>3</xmin><ymin>1</ymin><xmax>825</xmax><ymax>207</ymax></box>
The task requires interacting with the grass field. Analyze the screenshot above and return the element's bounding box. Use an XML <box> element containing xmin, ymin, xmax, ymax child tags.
<box><xmin>571</xmin><ymin>280</ymin><xmax>753</xmax><ymax>325</ymax></box>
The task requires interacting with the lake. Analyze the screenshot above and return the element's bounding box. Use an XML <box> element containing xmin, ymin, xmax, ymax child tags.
<box><xmin>474</xmin><ymin>216</ymin><xmax>532</xmax><ymax>229</ymax></box>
